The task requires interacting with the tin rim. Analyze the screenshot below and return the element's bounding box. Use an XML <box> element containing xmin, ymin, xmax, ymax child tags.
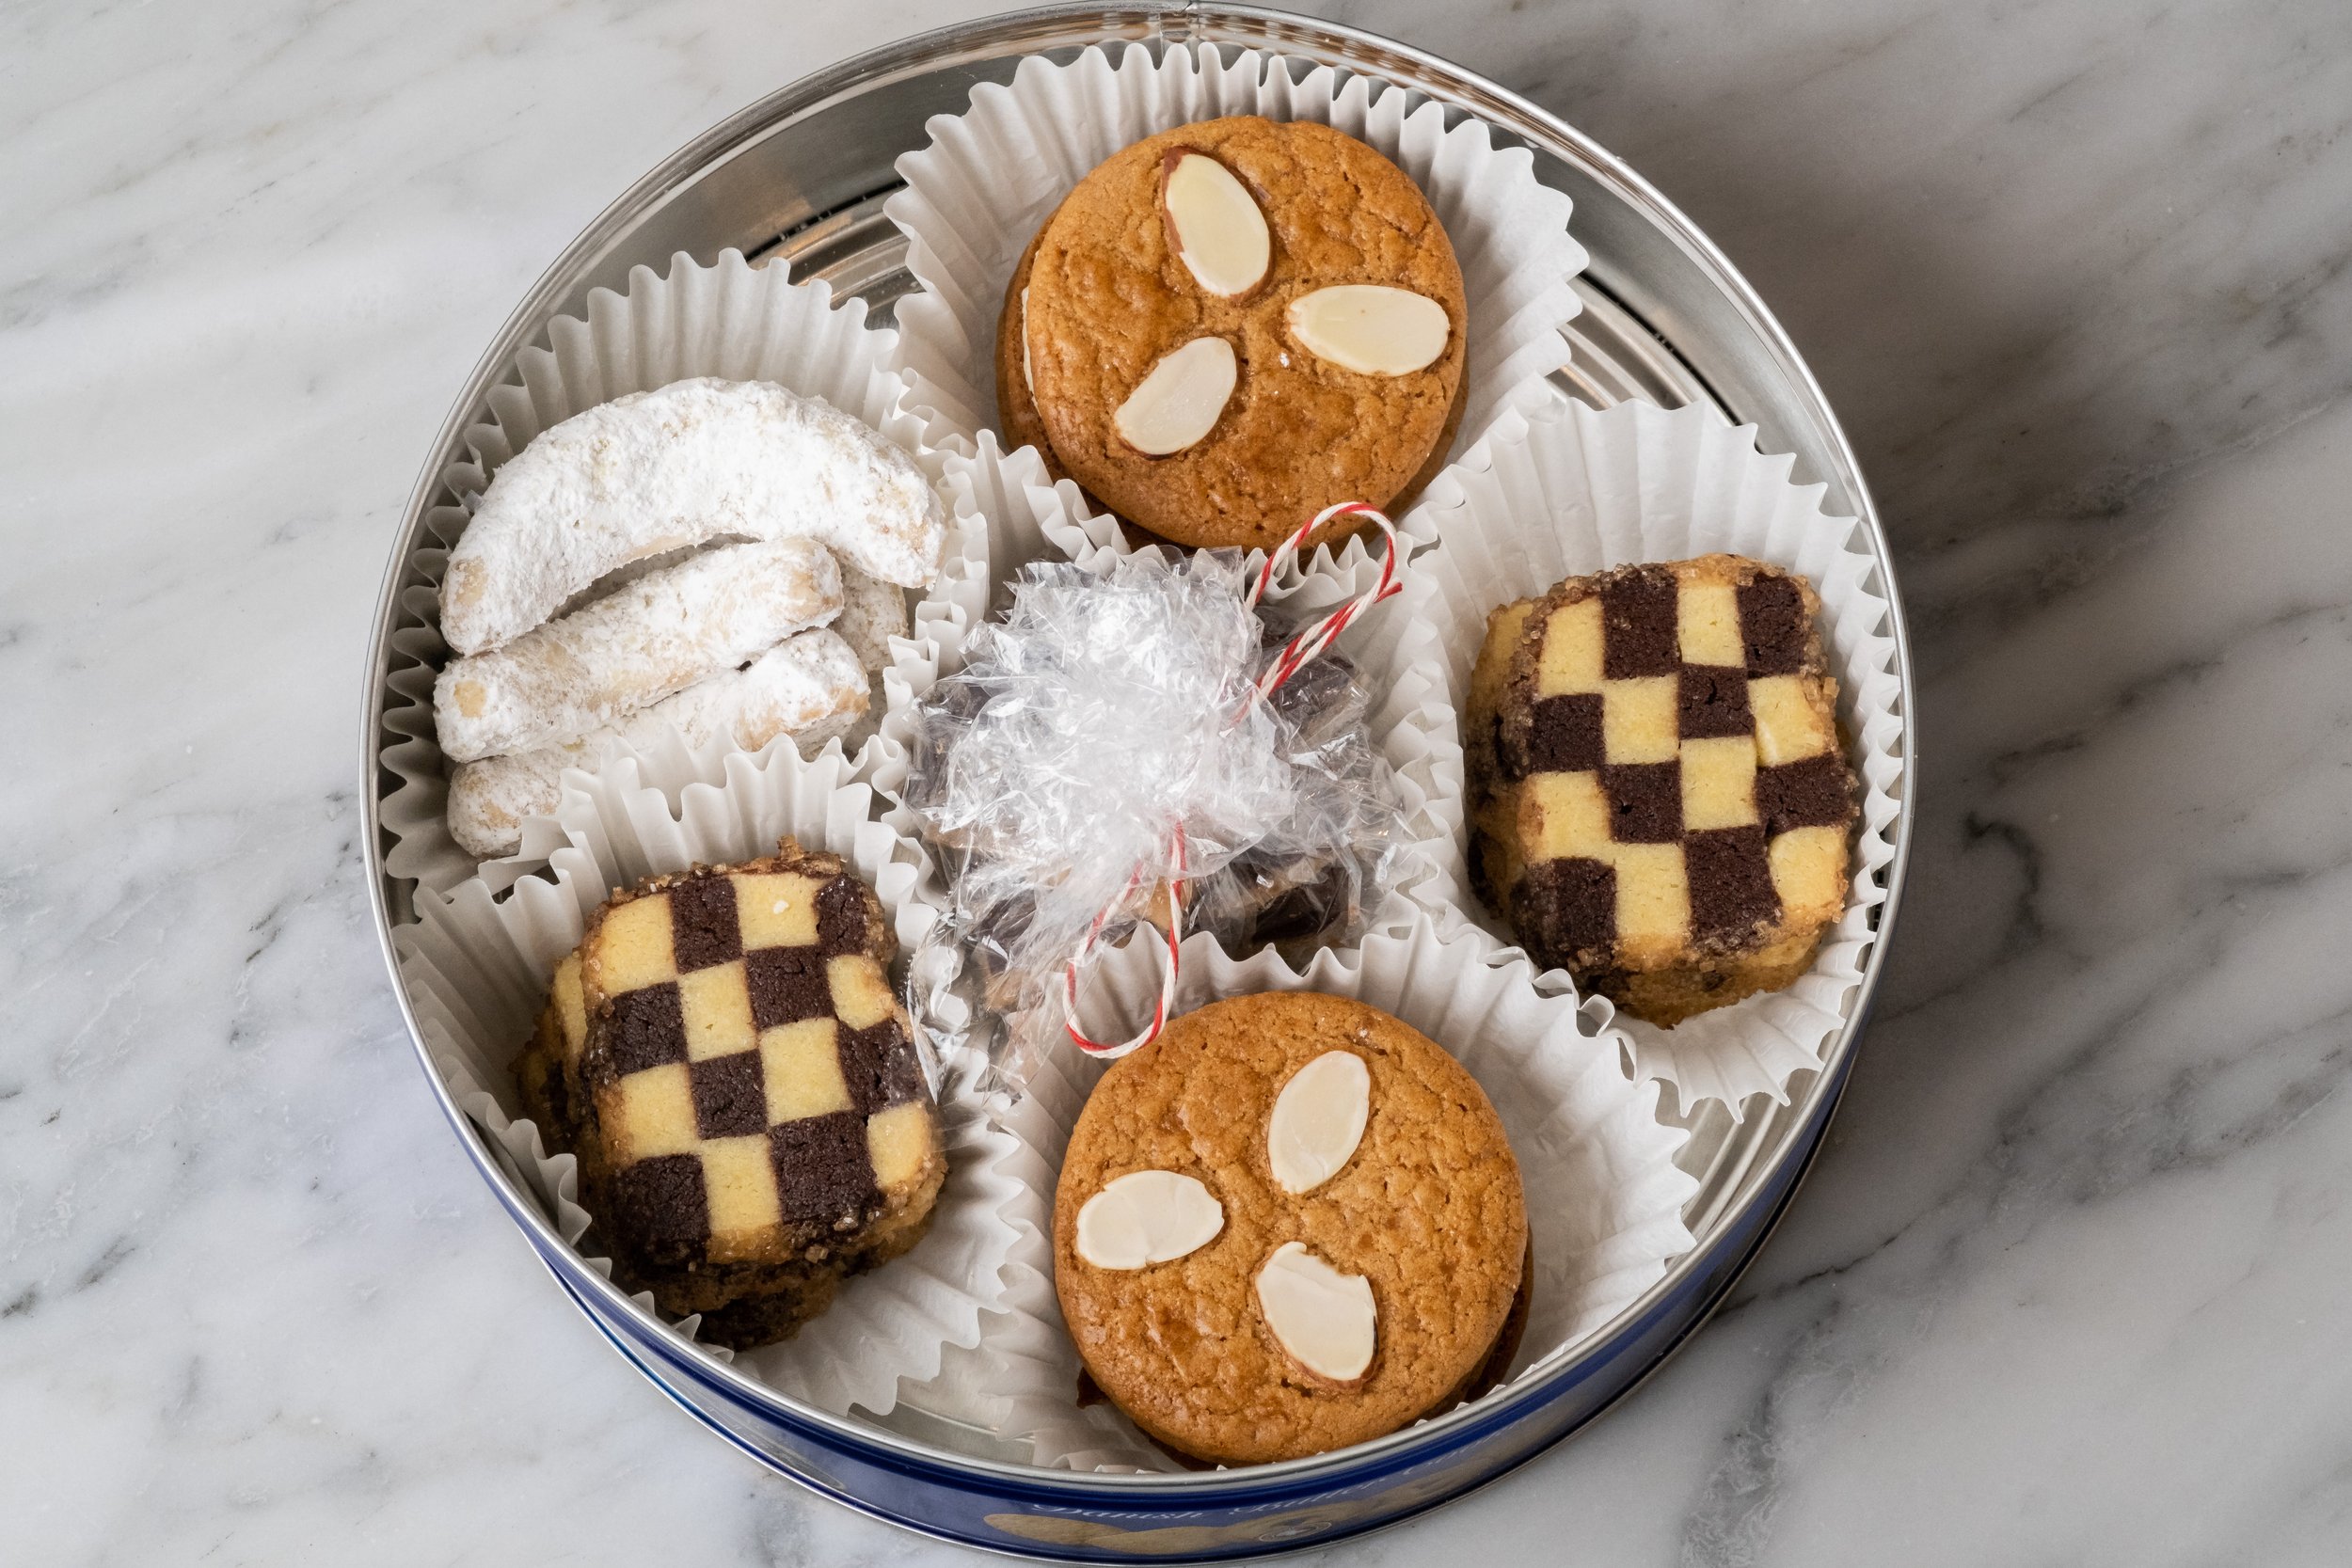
<box><xmin>359</xmin><ymin>0</ymin><xmax>1915</xmax><ymax>1497</ymax></box>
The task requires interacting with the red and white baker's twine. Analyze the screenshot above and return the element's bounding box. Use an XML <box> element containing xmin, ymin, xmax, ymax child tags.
<box><xmin>1060</xmin><ymin>502</ymin><xmax>1406</xmax><ymax>1057</ymax></box>
<box><xmin>1059</xmin><ymin>829</ymin><xmax>1189</xmax><ymax>1058</ymax></box>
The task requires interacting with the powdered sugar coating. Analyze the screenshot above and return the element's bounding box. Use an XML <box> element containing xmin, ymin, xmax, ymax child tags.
<box><xmin>434</xmin><ymin>538</ymin><xmax>840</xmax><ymax>763</ymax></box>
<box><xmin>832</xmin><ymin>562</ymin><xmax>912</xmax><ymax>673</ymax></box>
<box><xmin>445</xmin><ymin>628</ymin><xmax>869</xmax><ymax>858</ymax></box>
<box><xmin>438</xmin><ymin>377</ymin><xmax>946</xmax><ymax>655</ymax></box>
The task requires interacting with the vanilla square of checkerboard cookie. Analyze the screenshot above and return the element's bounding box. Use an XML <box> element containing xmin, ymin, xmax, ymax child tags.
<box><xmin>546</xmin><ymin>838</ymin><xmax>945</xmax><ymax>1350</ymax></box>
<box><xmin>1465</xmin><ymin>556</ymin><xmax>1857</xmax><ymax>1028</ymax></box>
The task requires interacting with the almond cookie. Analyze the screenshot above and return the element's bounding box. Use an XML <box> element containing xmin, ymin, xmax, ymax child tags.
<box><xmin>547</xmin><ymin>839</ymin><xmax>945</xmax><ymax>1349</ymax></box>
<box><xmin>994</xmin><ymin>226</ymin><xmax>1068</xmax><ymax>487</ymax></box>
<box><xmin>1053</xmin><ymin>991</ymin><xmax>1526</xmax><ymax>1465</ymax></box>
<box><xmin>1465</xmin><ymin>555</ymin><xmax>1859</xmax><ymax>1027</ymax></box>
<box><xmin>1015</xmin><ymin>117</ymin><xmax>1468</xmax><ymax>552</ymax></box>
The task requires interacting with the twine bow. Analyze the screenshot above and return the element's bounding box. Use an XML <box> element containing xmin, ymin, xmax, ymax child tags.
<box><xmin>1059</xmin><ymin>502</ymin><xmax>1406</xmax><ymax>1057</ymax></box>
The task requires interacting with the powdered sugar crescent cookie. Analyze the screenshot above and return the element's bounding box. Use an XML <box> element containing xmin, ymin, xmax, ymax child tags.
<box><xmin>433</xmin><ymin>538</ymin><xmax>841</xmax><ymax>764</ymax></box>
<box><xmin>831</xmin><ymin>563</ymin><xmax>911</xmax><ymax>673</ymax></box>
<box><xmin>439</xmin><ymin>377</ymin><xmax>945</xmax><ymax>656</ymax></box>
<box><xmin>1017</xmin><ymin>119</ymin><xmax>1468</xmax><ymax>552</ymax></box>
<box><xmin>447</xmin><ymin>628</ymin><xmax>869</xmax><ymax>859</ymax></box>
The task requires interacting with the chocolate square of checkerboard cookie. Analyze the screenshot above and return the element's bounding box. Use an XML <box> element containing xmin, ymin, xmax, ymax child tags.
<box><xmin>564</xmin><ymin>838</ymin><xmax>945</xmax><ymax>1348</ymax></box>
<box><xmin>1464</xmin><ymin>556</ymin><xmax>1857</xmax><ymax>1027</ymax></box>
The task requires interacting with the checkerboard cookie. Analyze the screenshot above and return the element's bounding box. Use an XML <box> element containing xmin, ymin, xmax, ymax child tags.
<box><xmin>1053</xmin><ymin>992</ymin><xmax>1526</xmax><ymax>1465</ymax></box>
<box><xmin>530</xmin><ymin>840</ymin><xmax>944</xmax><ymax>1348</ymax></box>
<box><xmin>1465</xmin><ymin>555</ymin><xmax>1858</xmax><ymax>1027</ymax></box>
<box><xmin>1007</xmin><ymin>117</ymin><xmax>1468</xmax><ymax>552</ymax></box>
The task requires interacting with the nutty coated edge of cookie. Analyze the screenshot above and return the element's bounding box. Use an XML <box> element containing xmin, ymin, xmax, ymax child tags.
<box><xmin>582</xmin><ymin>836</ymin><xmax>895</xmax><ymax>987</ymax></box>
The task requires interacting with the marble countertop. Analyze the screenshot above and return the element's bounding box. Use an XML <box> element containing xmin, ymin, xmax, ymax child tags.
<box><xmin>8</xmin><ymin>0</ymin><xmax>2351</xmax><ymax>1560</ymax></box>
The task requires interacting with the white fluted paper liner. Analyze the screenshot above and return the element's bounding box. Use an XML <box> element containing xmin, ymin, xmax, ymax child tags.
<box><xmin>378</xmin><ymin>249</ymin><xmax>991</xmax><ymax>895</ymax></box>
<box><xmin>949</xmin><ymin>911</ymin><xmax>1695</xmax><ymax>1472</ymax></box>
<box><xmin>1339</xmin><ymin>554</ymin><xmax>1471</xmax><ymax>927</ymax></box>
<box><xmin>390</xmin><ymin>739</ymin><xmax>1026</xmax><ymax>1419</ymax></box>
<box><xmin>1402</xmin><ymin>393</ymin><xmax>1905</xmax><ymax>1115</ymax></box>
<box><xmin>889</xmin><ymin>41</ymin><xmax>1587</xmax><ymax>600</ymax></box>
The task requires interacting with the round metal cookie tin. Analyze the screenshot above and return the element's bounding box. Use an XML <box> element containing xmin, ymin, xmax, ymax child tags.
<box><xmin>361</xmin><ymin>5</ymin><xmax>1915</xmax><ymax>1559</ymax></box>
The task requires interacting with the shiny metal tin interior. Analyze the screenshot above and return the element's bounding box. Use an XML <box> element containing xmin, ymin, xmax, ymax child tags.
<box><xmin>362</xmin><ymin>0</ymin><xmax>1914</xmax><ymax>1510</ymax></box>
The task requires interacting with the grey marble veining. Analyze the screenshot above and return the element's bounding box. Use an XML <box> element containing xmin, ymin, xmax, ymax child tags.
<box><xmin>6</xmin><ymin>0</ymin><xmax>2351</xmax><ymax>1561</ymax></box>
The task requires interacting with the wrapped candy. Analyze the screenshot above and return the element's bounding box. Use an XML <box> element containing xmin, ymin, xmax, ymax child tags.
<box><xmin>902</xmin><ymin>511</ymin><xmax>1407</xmax><ymax>1091</ymax></box>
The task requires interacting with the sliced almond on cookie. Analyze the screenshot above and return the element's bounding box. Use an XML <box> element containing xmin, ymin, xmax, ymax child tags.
<box><xmin>1074</xmin><ymin>1169</ymin><xmax>1225</xmax><ymax>1269</ymax></box>
<box><xmin>1286</xmin><ymin>285</ymin><xmax>1451</xmax><ymax>375</ymax></box>
<box><xmin>1112</xmin><ymin>336</ymin><xmax>1237</xmax><ymax>456</ymax></box>
<box><xmin>1256</xmin><ymin>1241</ymin><xmax>1376</xmax><ymax>1383</ymax></box>
<box><xmin>1162</xmin><ymin>151</ymin><xmax>1272</xmax><ymax>298</ymax></box>
<box><xmin>1267</xmin><ymin>1050</ymin><xmax>1370</xmax><ymax>1195</ymax></box>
